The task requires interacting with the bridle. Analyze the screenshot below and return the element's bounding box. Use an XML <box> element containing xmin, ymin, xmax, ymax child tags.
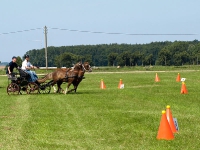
<box><xmin>73</xmin><ymin>62</ymin><xmax>91</xmax><ymax>72</ymax></box>
<box><xmin>82</xmin><ymin>64</ymin><xmax>86</xmax><ymax>72</ymax></box>
<box><xmin>82</xmin><ymin>64</ymin><xmax>91</xmax><ymax>72</ymax></box>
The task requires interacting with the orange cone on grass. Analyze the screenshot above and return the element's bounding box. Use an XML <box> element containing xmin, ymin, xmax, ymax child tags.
<box><xmin>155</xmin><ymin>73</ymin><xmax>160</xmax><ymax>82</ymax></box>
<box><xmin>100</xmin><ymin>79</ymin><xmax>106</xmax><ymax>89</ymax></box>
<box><xmin>118</xmin><ymin>79</ymin><xmax>124</xmax><ymax>89</ymax></box>
<box><xmin>176</xmin><ymin>73</ymin><xmax>181</xmax><ymax>82</ymax></box>
<box><xmin>166</xmin><ymin>105</ymin><xmax>178</xmax><ymax>133</ymax></box>
<box><xmin>157</xmin><ymin>110</ymin><xmax>174</xmax><ymax>140</ymax></box>
<box><xmin>181</xmin><ymin>82</ymin><xmax>188</xmax><ymax>94</ymax></box>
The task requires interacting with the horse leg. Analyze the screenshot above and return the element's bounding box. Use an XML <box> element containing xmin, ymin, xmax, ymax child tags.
<box><xmin>51</xmin><ymin>82</ymin><xmax>57</xmax><ymax>93</ymax></box>
<box><xmin>53</xmin><ymin>85</ymin><xmax>57</xmax><ymax>93</ymax></box>
<box><xmin>64</xmin><ymin>82</ymin><xmax>72</xmax><ymax>94</ymax></box>
<box><xmin>57</xmin><ymin>81</ymin><xmax>63</xmax><ymax>93</ymax></box>
<box><xmin>74</xmin><ymin>85</ymin><xmax>78</xmax><ymax>93</ymax></box>
<box><xmin>67</xmin><ymin>85</ymin><xmax>77</xmax><ymax>93</ymax></box>
<box><xmin>51</xmin><ymin>81</ymin><xmax>59</xmax><ymax>93</ymax></box>
<box><xmin>73</xmin><ymin>82</ymin><xmax>78</xmax><ymax>93</ymax></box>
<box><xmin>74</xmin><ymin>80</ymin><xmax>81</xmax><ymax>93</ymax></box>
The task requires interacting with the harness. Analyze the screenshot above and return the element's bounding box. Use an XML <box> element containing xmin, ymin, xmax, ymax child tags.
<box><xmin>65</xmin><ymin>64</ymin><xmax>86</xmax><ymax>80</ymax></box>
<box><xmin>65</xmin><ymin>70</ymin><xmax>78</xmax><ymax>79</ymax></box>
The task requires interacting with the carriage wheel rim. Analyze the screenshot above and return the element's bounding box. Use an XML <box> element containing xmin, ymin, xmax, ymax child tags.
<box><xmin>27</xmin><ymin>82</ymin><xmax>39</xmax><ymax>94</ymax></box>
<box><xmin>38</xmin><ymin>83</ymin><xmax>51</xmax><ymax>94</ymax></box>
<box><xmin>7</xmin><ymin>83</ymin><xmax>20</xmax><ymax>95</ymax></box>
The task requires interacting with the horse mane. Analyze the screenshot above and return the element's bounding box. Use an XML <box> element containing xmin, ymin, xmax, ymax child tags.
<box><xmin>73</xmin><ymin>62</ymin><xmax>83</xmax><ymax>70</ymax></box>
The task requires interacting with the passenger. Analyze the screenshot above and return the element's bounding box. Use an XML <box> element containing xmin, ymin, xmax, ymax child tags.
<box><xmin>21</xmin><ymin>54</ymin><xmax>38</xmax><ymax>82</ymax></box>
<box><xmin>6</xmin><ymin>56</ymin><xmax>18</xmax><ymax>78</ymax></box>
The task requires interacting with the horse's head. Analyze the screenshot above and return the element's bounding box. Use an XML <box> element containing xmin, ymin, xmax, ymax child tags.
<box><xmin>73</xmin><ymin>62</ymin><xmax>83</xmax><ymax>70</ymax></box>
<box><xmin>73</xmin><ymin>62</ymin><xmax>92</xmax><ymax>72</ymax></box>
<box><xmin>83</xmin><ymin>62</ymin><xmax>92</xmax><ymax>72</ymax></box>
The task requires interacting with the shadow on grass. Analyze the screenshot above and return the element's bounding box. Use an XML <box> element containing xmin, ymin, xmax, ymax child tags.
<box><xmin>4</xmin><ymin>90</ymin><xmax>101</xmax><ymax>96</ymax></box>
<box><xmin>43</xmin><ymin>90</ymin><xmax>101</xmax><ymax>95</ymax></box>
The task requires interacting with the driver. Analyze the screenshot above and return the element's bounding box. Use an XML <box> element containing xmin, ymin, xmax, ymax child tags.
<box><xmin>21</xmin><ymin>54</ymin><xmax>38</xmax><ymax>82</ymax></box>
<box><xmin>6</xmin><ymin>56</ymin><xmax>18</xmax><ymax>78</ymax></box>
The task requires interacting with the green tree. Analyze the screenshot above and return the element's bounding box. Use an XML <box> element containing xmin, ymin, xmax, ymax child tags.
<box><xmin>131</xmin><ymin>51</ymin><xmax>141</xmax><ymax>66</ymax></box>
<box><xmin>108</xmin><ymin>53</ymin><xmax>118</xmax><ymax>66</ymax></box>
<box><xmin>83</xmin><ymin>54</ymin><xmax>92</xmax><ymax>64</ymax></box>
<box><xmin>157</xmin><ymin>48</ymin><xmax>171</xmax><ymax>66</ymax></box>
<box><xmin>55</xmin><ymin>52</ymin><xmax>77</xmax><ymax>68</ymax></box>
<box><xmin>24</xmin><ymin>41</ymin><xmax>199</xmax><ymax>67</ymax></box>
<box><xmin>143</xmin><ymin>54</ymin><xmax>153</xmax><ymax>66</ymax></box>
<box><xmin>173</xmin><ymin>51</ymin><xmax>189</xmax><ymax>66</ymax></box>
<box><xmin>116</xmin><ymin>51</ymin><xmax>131</xmax><ymax>66</ymax></box>
<box><xmin>195</xmin><ymin>43</ymin><xmax>200</xmax><ymax>65</ymax></box>
<box><xmin>187</xmin><ymin>44</ymin><xmax>196</xmax><ymax>65</ymax></box>
<box><xmin>138</xmin><ymin>53</ymin><xmax>145</xmax><ymax>66</ymax></box>
<box><xmin>16</xmin><ymin>56</ymin><xmax>22</xmax><ymax>67</ymax></box>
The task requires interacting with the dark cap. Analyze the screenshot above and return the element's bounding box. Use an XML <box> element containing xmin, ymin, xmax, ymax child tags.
<box><xmin>12</xmin><ymin>56</ymin><xmax>17</xmax><ymax>59</ymax></box>
<box><xmin>24</xmin><ymin>54</ymin><xmax>29</xmax><ymax>58</ymax></box>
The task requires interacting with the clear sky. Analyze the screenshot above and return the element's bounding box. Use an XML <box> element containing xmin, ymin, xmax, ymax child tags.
<box><xmin>0</xmin><ymin>0</ymin><xmax>200</xmax><ymax>62</ymax></box>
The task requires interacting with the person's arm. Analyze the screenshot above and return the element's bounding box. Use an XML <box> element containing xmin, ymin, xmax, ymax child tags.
<box><xmin>30</xmin><ymin>63</ymin><xmax>38</xmax><ymax>69</ymax></box>
<box><xmin>25</xmin><ymin>66</ymin><xmax>32</xmax><ymax>70</ymax></box>
<box><xmin>7</xmin><ymin>66</ymin><xmax>11</xmax><ymax>74</ymax></box>
<box><xmin>15</xmin><ymin>63</ymin><xmax>19</xmax><ymax>69</ymax></box>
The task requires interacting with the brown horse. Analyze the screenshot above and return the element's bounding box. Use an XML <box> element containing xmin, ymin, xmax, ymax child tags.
<box><xmin>37</xmin><ymin>62</ymin><xmax>92</xmax><ymax>94</ymax></box>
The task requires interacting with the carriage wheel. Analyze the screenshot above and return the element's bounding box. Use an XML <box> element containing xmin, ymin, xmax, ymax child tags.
<box><xmin>27</xmin><ymin>82</ymin><xmax>39</xmax><ymax>94</ymax></box>
<box><xmin>38</xmin><ymin>83</ymin><xmax>51</xmax><ymax>94</ymax></box>
<box><xmin>7</xmin><ymin>83</ymin><xmax>20</xmax><ymax>95</ymax></box>
<box><xmin>20</xmin><ymin>85</ymin><xmax>28</xmax><ymax>95</ymax></box>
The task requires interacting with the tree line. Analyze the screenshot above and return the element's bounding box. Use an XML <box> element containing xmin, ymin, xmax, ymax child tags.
<box><xmin>22</xmin><ymin>40</ymin><xmax>200</xmax><ymax>67</ymax></box>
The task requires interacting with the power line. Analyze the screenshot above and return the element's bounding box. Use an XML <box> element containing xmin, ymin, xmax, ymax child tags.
<box><xmin>49</xmin><ymin>27</ymin><xmax>198</xmax><ymax>36</ymax></box>
<box><xmin>0</xmin><ymin>28</ymin><xmax>42</xmax><ymax>35</ymax></box>
<box><xmin>0</xmin><ymin>27</ymin><xmax>198</xmax><ymax>36</ymax></box>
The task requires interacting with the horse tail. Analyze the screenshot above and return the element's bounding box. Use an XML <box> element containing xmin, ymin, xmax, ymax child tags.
<box><xmin>37</xmin><ymin>72</ymin><xmax>53</xmax><ymax>83</ymax></box>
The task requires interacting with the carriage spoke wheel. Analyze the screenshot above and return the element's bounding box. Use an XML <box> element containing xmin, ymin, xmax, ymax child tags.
<box><xmin>20</xmin><ymin>85</ymin><xmax>28</xmax><ymax>95</ymax></box>
<box><xmin>27</xmin><ymin>82</ymin><xmax>39</xmax><ymax>94</ymax></box>
<box><xmin>7</xmin><ymin>83</ymin><xmax>20</xmax><ymax>95</ymax></box>
<box><xmin>38</xmin><ymin>83</ymin><xmax>51</xmax><ymax>94</ymax></box>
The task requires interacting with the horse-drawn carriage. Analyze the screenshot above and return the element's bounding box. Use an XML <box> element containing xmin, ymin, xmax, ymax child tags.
<box><xmin>7</xmin><ymin>62</ymin><xmax>92</xmax><ymax>95</ymax></box>
<box><xmin>7</xmin><ymin>68</ymin><xmax>51</xmax><ymax>95</ymax></box>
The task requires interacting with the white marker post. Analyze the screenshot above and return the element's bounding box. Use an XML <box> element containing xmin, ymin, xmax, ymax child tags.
<box><xmin>181</xmin><ymin>78</ymin><xmax>186</xmax><ymax>82</ymax></box>
<box><xmin>173</xmin><ymin>118</ymin><xmax>179</xmax><ymax>131</ymax></box>
<box><xmin>120</xmin><ymin>84</ymin><xmax>124</xmax><ymax>89</ymax></box>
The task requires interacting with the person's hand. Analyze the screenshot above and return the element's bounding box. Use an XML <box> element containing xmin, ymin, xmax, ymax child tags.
<box><xmin>9</xmin><ymin>71</ymin><xmax>11</xmax><ymax>75</ymax></box>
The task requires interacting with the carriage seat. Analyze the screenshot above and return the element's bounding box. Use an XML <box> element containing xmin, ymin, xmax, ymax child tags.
<box><xmin>18</xmin><ymin>68</ymin><xmax>30</xmax><ymax>79</ymax></box>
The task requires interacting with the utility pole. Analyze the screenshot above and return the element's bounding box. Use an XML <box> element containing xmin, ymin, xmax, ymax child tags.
<box><xmin>44</xmin><ymin>26</ymin><xmax>48</xmax><ymax>69</ymax></box>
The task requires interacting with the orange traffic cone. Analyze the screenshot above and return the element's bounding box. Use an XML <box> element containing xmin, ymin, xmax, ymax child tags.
<box><xmin>100</xmin><ymin>79</ymin><xmax>106</xmax><ymax>89</ymax></box>
<box><xmin>157</xmin><ymin>110</ymin><xmax>174</xmax><ymax>140</ymax></box>
<box><xmin>166</xmin><ymin>105</ymin><xmax>178</xmax><ymax>133</ymax></box>
<box><xmin>118</xmin><ymin>79</ymin><xmax>124</xmax><ymax>89</ymax></box>
<box><xmin>155</xmin><ymin>73</ymin><xmax>160</xmax><ymax>82</ymax></box>
<box><xmin>176</xmin><ymin>73</ymin><xmax>181</xmax><ymax>82</ymax></box>
<box><xmin>181</xmin><ymin>82</ymin><xmax>188</xmax><ymax>94</ymax></box>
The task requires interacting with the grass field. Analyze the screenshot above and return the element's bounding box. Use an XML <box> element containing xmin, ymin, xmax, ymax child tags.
<box><xmin>0</xmin><ymin>70</ymin><xmax>200</xmax><ymax>149</ymax></box>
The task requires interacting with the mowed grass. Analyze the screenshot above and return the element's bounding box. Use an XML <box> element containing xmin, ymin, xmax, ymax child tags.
<box><xmin>0</xmin><ymin>71</ymin><xmax>200</xmax><ymax>149</ymax></box>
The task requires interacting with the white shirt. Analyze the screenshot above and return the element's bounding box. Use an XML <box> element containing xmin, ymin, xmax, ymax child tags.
<box><xmin>22</xmin><ymin>60</ymin><xmax>33</xmax><ymax>70</ymax></box>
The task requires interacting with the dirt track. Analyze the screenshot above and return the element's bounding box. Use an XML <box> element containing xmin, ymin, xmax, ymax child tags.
<box><xmin>86</xmin><ymin>70</ymin><xmax>200</xmax><ymax>74</ymax></box>
<box><xmin>0</xmin><ymin>70</ymin><xmax>199</xmax><ymax>77</ymax></box>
